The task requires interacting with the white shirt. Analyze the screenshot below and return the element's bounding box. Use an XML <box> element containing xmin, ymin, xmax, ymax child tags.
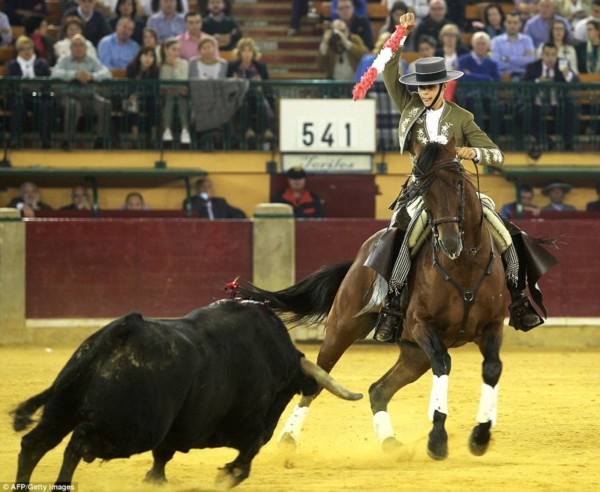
<box><xmin>425</xmin><ymin>103</ymin><xmax>445</xmax><ymax>141</ymax></box>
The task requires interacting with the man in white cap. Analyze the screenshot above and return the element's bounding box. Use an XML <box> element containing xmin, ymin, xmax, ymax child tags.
<box><xmin>370</xmin><ymin>12</ymin><xmax>547</xmax><ymax>342</ymax></box>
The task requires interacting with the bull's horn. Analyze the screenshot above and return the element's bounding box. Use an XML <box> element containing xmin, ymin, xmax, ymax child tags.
<box><xmin>300</xmin><ymin>358</ymin><xmax>362</xmax><ymax>401</ymax></box>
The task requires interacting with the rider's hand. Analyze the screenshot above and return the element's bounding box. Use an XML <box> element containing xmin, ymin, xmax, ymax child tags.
<box><xmin>398</xmin><ymin>13</ymin><xmax>416</xmax><ymax>31</ymax></box>
<box><xmin>456</xmin><ymin>146</ymin><xmax>477</xmax><ymax>161</ymax></box>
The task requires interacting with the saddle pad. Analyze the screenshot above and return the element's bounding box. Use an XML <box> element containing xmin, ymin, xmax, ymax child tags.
<box><xmin>406</xmin><ymin>204</ymin><xmax>512</xmax><ymax>257</ymax></box>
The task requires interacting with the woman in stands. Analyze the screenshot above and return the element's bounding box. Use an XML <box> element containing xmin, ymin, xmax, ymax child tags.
<box><xmin>227</xmin><ymin>37</ymin><xmax>275</xmax><ymax>142</ymax></box>
<box><xmin>110</xmin><ymin>0</ymin><xmax>146</xmax><ymax>45</ymax></box>
<box><xmin>159</xmin><ymin>38</ymin><xmax>191</xmax><ymax>145</ymax></box>
<box><xmin>54</xmin><ymin>16</ymin><xmax>98</xmax><ymax>61</ymax></box>
<box><xmin>126</xmin><ymin>46</ymin><xmax>160</xmax><ymax>146</ymax></box>
<box><xmin>188</xmin><ymin>37</ymin><xmax>227</xmax><ymax>80</ymax></box>
<box><xmin>435</xmin><ymin>23</ymin><xmax>469</xmax><ymax>71</ymax></box>
<box><xmin>576</xmin><ymin>20</ymin><xmax>600</xmax><ymax>74</ymax></box>
<box><xmin>379</xmin><ymin>1</ymin><xmax>409</xmax><ymax>36</ymax></box>
<box><xmin>23</xmin><ymin>14</ymin><xmax>56</xmax><ymax>66</ymax></box>
<box><xmin>538</xmin><ymin>18</ymin><xmax>579</xmax><ymax>74</ymax></box>
<box><xmin>476</xmin><ymin>3</ymin><xmax>506</xmax><ymax>39</ymax></box>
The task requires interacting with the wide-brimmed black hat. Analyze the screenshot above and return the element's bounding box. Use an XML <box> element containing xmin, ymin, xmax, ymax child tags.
<box><xmin>286</xmin><ymin>167</ymin><xmax>306</xmax><ymax>179</ymax></box>
<box><xmin>542</xmin><ymin>182</ymin><xmax>572</xmax><ymax>195</ymax></box>
<box><xmin>399</xmin><ymin>57</ymin><xmax>463</xmax><ymax>85</ymax></box>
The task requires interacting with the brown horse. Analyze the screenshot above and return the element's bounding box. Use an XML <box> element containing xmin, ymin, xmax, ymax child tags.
<box><xmin>238</xmin><ymin>138</ymin><xmax>506</xmax><ymax>459</ymax></box>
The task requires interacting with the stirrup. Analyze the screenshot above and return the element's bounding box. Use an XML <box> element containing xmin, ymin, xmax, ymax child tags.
<box><xmin>509</xmin><ymin>296</ymin><xmax>543</xmax><ymax>332</ymax></box>
<box><xmin>373</xmin><ymin>309</ymin><xmax>403</xmax><ymax>343</ymax></box>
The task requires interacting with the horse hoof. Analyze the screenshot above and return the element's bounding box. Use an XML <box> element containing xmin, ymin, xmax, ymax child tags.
<box><xmin>469</xmin><ymin>423</ymin><xmax>491</xmax><ymax>456</ymax></box>
<box><xmin>381</xmin><ymin>437</ymin><xmax>403</xmax><ymax>454</ymax></box>
<box><xmin>427</xmin><ymin>440</ymin><xmax>448</xmax><ymax>460</ymax></box>
<box><xmin>469</xmin><ymin>440</ymin><xmax>489</xmax><ymax>456</ymax></box>
<box><xmin>279</xmin><ymin>432</ymin><xmax>297</xmax><ymax>450</ymax></box>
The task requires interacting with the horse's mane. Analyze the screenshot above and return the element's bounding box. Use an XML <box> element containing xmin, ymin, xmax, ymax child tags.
<box><xmin>397</xmin><ymin>142</ymin><xmax>474</xmax><ymax>209</ymax></box>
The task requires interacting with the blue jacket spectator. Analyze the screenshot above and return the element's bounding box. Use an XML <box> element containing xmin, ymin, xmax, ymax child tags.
<box><xmin>458</xmin><ymin>32</ymin><xmax>501</xmax><ymax>82</ymax></box>
<box><xmin>98</xmin><ymin>17</ymin><xmax>140</xmax><ymax>69</ymax></box>
<box><xmin>63</xmin><ymin>1</ymin><xmax>112</xmax><ymax>47</ymax></box>
<box><xmin>146</xmin><ymin>0</ymin><xmax>186</xmax><ymax>42</ymax></box>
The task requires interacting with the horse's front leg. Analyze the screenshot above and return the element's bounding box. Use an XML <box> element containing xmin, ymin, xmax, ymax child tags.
<box><xmin>369</xmin><ymin>340</ymin><xmax>431</xmax><ymax>452</ymax></box>
<box><xmin>470</xmin><ymin>323</ymin><xmax>503</xmax><ymax>456</ymax></box>
<box><xmin>420</xmin><ymin>326</ymin><xmax>452</xmax><ymax>460</ymax></box>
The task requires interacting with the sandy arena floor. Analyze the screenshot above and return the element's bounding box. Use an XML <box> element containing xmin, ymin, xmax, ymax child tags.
<box><xmin>1</xmin><ymin>342</ymin><xmax>599</xmax><ymax>492</ymax></box>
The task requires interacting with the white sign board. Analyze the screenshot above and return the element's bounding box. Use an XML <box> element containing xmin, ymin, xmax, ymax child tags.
<box><xmin>280</xmin><ymin>99</ymin><xmax>376</xmax><ymax>153</ymax></box>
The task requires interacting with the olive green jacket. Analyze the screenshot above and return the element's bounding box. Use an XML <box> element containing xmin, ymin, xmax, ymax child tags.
<box><xmin>382</xmin><ymin>47</ymin><xmax>504</xmax><ymax>169</ymax></box>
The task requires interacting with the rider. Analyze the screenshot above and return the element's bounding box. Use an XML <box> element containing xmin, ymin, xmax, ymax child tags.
<box><xmin>372</xmin><ymin>12</ymin><xmax>543</xmax><ymax>343</ymax></box>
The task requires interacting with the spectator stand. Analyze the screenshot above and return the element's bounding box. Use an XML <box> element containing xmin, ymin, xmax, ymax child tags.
<box><xmin>0</xmin><ymin>166</ymin><xmax>207</xmax><ymax>217</ymax></box>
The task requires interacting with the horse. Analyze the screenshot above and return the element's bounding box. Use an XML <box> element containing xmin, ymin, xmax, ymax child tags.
<box><xmin>238</xmin><ymin>137</ymin><xmax>507</xmax><ymax>460</ymax></box>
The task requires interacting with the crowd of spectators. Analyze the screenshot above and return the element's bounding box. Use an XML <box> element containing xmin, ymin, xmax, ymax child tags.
<box><xmin>0</xmin><ymin>0</ymin><xmax>599</xmax><ymax>151</ymax></box>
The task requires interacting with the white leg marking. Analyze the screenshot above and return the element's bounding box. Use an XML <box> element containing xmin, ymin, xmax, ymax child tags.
<box><xmin>428</xmin><ymin>374</ymin><xmax>449</xmax><ymax>422</ymax></box>
<box><xmin>476</xmin><ymin>383</ymin><xmax>499</xmax><ymax>427</ymax></box>
<box><xmin>373</xmin><ymin>411</ymin><xmax>396</xmax><ymax>444</ymax></box>
<box><xmin>278</xmin><ymin>405</ymin><xmax>309</xmax><ymax>443</ymax></box>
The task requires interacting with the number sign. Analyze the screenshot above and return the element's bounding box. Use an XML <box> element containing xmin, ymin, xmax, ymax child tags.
<box><xmin>280</xmin><ymin>99</ymin><xmax>376</xmax><ymax>153</ymax></box>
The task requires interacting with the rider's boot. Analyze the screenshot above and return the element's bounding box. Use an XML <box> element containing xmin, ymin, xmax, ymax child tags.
<box><xmin>373</xmin><ymin>293</ymin><xmax>403</xmax><ymax>343</ymax></box>
<box><xmin>508</xmin><ymin>285</ymin><xmax>543</xmax><ymax>331</ymax></box>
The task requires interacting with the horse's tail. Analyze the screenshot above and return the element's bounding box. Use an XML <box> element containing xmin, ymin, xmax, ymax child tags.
<box><xmin>11</xmin><ymin>386</ymin><xmax>53</xmax><ymax>432</ymax></box>
<box><xmin>237</xmin><ymin>261</ymin><xmax>353</xmax><ymax>325</ymax></box>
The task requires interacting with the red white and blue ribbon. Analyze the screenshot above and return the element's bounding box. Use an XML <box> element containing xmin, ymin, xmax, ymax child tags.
<box><xmin>352</xmin><ymin>24</ymin><xmax>409</xmax><ymax>101</ymax></box>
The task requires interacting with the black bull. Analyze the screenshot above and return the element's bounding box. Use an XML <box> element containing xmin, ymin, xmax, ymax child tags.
<box><xmin>12</xmin><ymin>300</ymin><xmax>361</xmax><ymax>488</ymax></box>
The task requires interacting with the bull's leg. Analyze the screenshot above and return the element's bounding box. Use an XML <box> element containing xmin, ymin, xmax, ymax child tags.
<box><xmin>16</xmin><ymin>423</ymin><xmax>71</xmax><ymax>483</ymax></box>
<box><xmin>144</xmin><ymin>444</ymin><xmax>176</xmax><ymax>483</ymax></box>
<box><xmin>369</xmin><ymin>341</ymin><xmax>431</xmax><ymax>452</ymax></box>
<box><xmin>55</xmin><ymin>430</ymin><xmax>84</xmax><ymax>485</ymax></box>
<box><xmin>215</xmin><ymin>444</ymin><xmax>260</xmax><ymax>489</ymax></box>
<box><xmin>470</xmin><ymin>324</ymin><xmax>503</xmax><ymax>456</ymax></box>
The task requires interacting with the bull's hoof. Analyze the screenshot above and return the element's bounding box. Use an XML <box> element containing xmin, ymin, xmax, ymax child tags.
<box><xmin>469</xmin><ymin>423</ymin><xmax>492</xmax><ymax>456</ymax></box>
<box><xmin>427</xmin><ymin>439</ymin><xmax>448</xmax><ymax>460</ymax></box>
<box><xmin>143</xmin><ymin>469</ymin><xmax>167</xmax><ymax>484</ymax></box>
<box><xmin>381</xmin><ymin>437</ymin><xmax>403</xmax><ymax>454</ymax></box>
<box><xmin>215</xmin><ymin>464</ymin><xmax>247</xmax><ymax>489</ymax></box>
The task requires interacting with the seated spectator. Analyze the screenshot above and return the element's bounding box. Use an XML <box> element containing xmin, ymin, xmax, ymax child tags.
<box><xmin>4</xmin><ymin>0</ymin><xmax>46</xmax><ymax>26</ymax></box>
<box><xmin>122</xmin><ymin>191</ymin><xmax>148</xmax><ymax>209</ymax></box>
<box><xmin>159</xmin><ymin>38</ymin><xmax>190</xmax><ymax>145</ymax></box>
<box><xmin>331</xmin><ymin>0</ymin><xmax>367</xmax><ymax>20</ymax></box>
<box><xmin>490</xmin><ymin>11</ymin><xmax>536</xmax><ymax>81</ymax></box>
<box><xmin>573</xmin><ymin>0</ymin><xmax>600</xmax><ymax>42</ymax></box>
<box><xmin>23</xmin><ymin>14</ymin><xmax>57</xmax><ymax>66</ymax></box>
<box><xmin>458</xmin><ymin>32</ymin><xmax>501</xmax><ymax>82</ymax></box>
<box><xmin>5</xmin><ymin>36</ymin><xmax>52</xmax><ymax>148</ymax></box>
<box><xmin>62</xmin><ymin>0</ymin><xmax>113</xmax><ymax>48</ymax></box>
<box><xmin>188</xmin><ymin>37</ymin><xmax>227</xmax><ymax>79</ymax></box>
<box><xmin>541</xmin><ymin>182</ymin><xmax>576</xmax><ymax>211</ymax></box>
<box><xmin>176</xmin><ymin>11</ymin><xmax>219</xmax><ymax>60</ymax></box>
<box><xmin>202</xmin><ymin>0</ymin><xmax>242</xmax><ymax>51</ymax></box>
<box><xmin>472</xmin><ymin>3</ymin><xmax>506</xmax><ymax>39</ymax></box>
<box><xmin>515</xmin><ymin>0</ymin><xmax>539</xmax><ymax>25</ymax></box>
<box><xmin>408</xmin><ymin>0</ymin><xmax>452</xmax><ymax>51</ymax></box>
<box><xmin>109</xmin><ymin>0</ymin><xmax>146</xmax><ymax>45</ymax></box>
<box><xmin>379</xmin><ymin>1</ymin><xmax>409</xmax><ymax>37</ymax></box>
<box><xmin>0</xmin><ymin>12</ymin><xmax>13</xmax><ymax>47</ymax></box>
<box><xmin>126</xmin><ymin>46</ymin><xmax>160</xmax><ymax>144</ymax></box>
<box><xmin>143</xmin><ymin>26</ymin><xmax>160</xmax><ymax>47</ymax></box>
<box><xmin>51</xmin><ymin>34</ymin><xmax>113</xmax><ymax>149</ymax></box>
<box><xmin>273</xmin><ymin>167</ymin><xmax>325</xmax><ymax>219</ymax></box>
<box><xmin>586</xmin><ymin>183</ymin><xmax>600</xmax><ymax>211</ymax></box>
<box><xmin>61</xmin><ymin>185</ymin><xmax>92</xmax><ymax>210</ymax></box>
<box><xmin>183</xmin><ymin>177</ymin><xmax>246</xmax><ymax>218</ymax></box>
<box><xmin>538</xmin><ymin>18</ymin><xmax>579</xmax><ymax>74</ymax></box>
<box><xmin>522</xmin><ymin>42</ymin><xmax>579</xmax><ymax>150</ymax></box>
<box><xmin>227</xmin><ymin>37</ymin><xmax>275</xmax><ymax>141</ymax></box>
<box><xmin>7</xmin><ymin>181</ymin><xmax>53</xmax><ymax>218</ymax></box>
<box><xmin>499</xmin><ymin>184</ymin><xmax>541</xmax><ymax>219</ymax></box>
<box><xmin>98</xmin><ymin>17</ymin><xmax>140</xmax><ymax>69</ymax></box>
<box><xmin>140</xmin><ymin>0</ymin><xmax>188</xmax><ymax>17</ymax></box>
<box><xmin>435</xmin><ymin>23</ymin><xmax>469</xmax><ymax>71</ymax></box>
<box><xmin>335</xmin><ymin>0</ymin><xmax>373</xmax><ymax>50</ymax></box>
<box><xmin>318</xmin><ymin>18</ymin><xmax>369</xmax><ymax>81</ymax></box>
<box><xmin>524</xmin><ymin>0</ymin><xmax>572</xmax><ymax>48</ymax></box>
<box><xmin>576</xmin><ymin>19</ymin><xmax>600</xmax><ymax>73</ymax></box>
<box><xmin>54</xmin><ymin>16</ymin><xmax>99</xmax><ymax>61</ymax></box>
<box><xmin>408</xmin><ymin>34</ymin><xmax>436</xmax><ymax>72</ymax></box>
<box><xmin>146</xmin><ymin>0</ymin><xmax>186</xmax><ymax>42</ymax></box>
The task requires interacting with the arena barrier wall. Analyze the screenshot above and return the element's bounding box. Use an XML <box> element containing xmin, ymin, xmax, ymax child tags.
<box><xmin>4</xmin><ymin>216</ymin><xmax>599</xmax><ymax>345</ymax></box>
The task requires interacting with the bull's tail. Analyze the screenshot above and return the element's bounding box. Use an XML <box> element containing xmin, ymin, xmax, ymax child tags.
<box><xmin>238</xmin><ymin>261</ymin><xmax>352</xmax><ymax>325</ymax></box>
<box><xmin>11</xmin><ymin>386</ymin><xmax>53</xmax><ymax>431</ymax></box>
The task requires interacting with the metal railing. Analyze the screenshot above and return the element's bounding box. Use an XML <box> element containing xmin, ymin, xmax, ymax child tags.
<box><xmin>0</xmin><ymin>78</ymin><xmax>598</xmax><ymax>152</ymax></box>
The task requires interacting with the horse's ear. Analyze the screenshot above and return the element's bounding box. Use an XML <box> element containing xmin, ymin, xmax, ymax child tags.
<box><xmin>446</xmin><ymin>136</ymin><xmax>457</xmax><ymax>153</ymax></box>
<box><xmin>414</xmin><ymin>139</ymin><xmax>424</xmax><ymax>157</ymax></box>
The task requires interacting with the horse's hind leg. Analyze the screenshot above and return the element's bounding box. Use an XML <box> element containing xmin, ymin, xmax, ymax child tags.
<box><xmin>369</xmin><ymin>341</ymin><xmax>431</xmax><ymax>452</ymax></box>
<box><xmin>470</xmin><ymin>325</ymin><xmax>503</xmax><ymax>456</ymax></box>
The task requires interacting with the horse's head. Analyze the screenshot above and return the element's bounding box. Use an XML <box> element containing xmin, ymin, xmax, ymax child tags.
<box><xmin>413</xmin><ymin>137</ymin><xmax>465</xmax><ymax>260</ymax></box>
